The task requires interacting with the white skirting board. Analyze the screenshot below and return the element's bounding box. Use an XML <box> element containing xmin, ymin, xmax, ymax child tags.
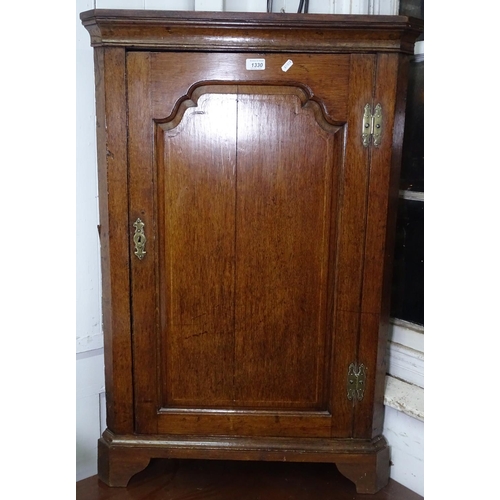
<box><xmin>385</xmin><ymin>375</ymin><xmax>423</xmax><ymax>421</ymax></box>
<box><xmin>76</xmin><ymin>350</ymin><xmax>105</xmax><ymax>482</ymax></box>
<box><xmin>383</xmin><ymin>376</ymin><xmax>423</xmax><ymax>494</ymax></box>
<box><xmin>384</xmin><ymin>320</ymin><xmax>424</xmax><ymax>495</ymax></box>
<box><xmin>387</xmin><ymin>341</ymin><xmax>424</xmax><ymax>388</ymax></box>
<box><xmin>383</xmin><ymin>405</ymin><xmax>424</xmax><ymax>497</ymax></box>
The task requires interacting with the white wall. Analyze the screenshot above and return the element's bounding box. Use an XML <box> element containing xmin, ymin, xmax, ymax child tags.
<box><xmin>76</xmin><ymin>349</ymin><xmax>105</xmax><ymax>481</ymax></box>
<box><xmin>385</xmin><ymin>320</ymin><xmax>424</xmax><ymax>496</ymax></box>
<box><xmin>384</xmin><ymin>405</ymin><xmax>424</xmax><ymax>496</ymax></box>
<box><xmin>76</xmin><ymin>2</ymin><xmax>425</xmax><ymax>494</ymax></box>
<box><xmin>76</xmin><ymin>0</ymin><xmax>101</xmax><ymax>355</ymax></box>
<box><xmin>76</xmin><ymin>0</ymin><xmax>105</xmax><ymax>483</ymax></box>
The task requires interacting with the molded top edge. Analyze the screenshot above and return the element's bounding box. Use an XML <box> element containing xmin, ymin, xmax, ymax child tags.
<box><xmin>80</xmin><ymin>9</ymin><xmax>423</xmax><ymax>54</ymax></box>
<box><xmin>80</xmin><ymin>9</ymin><xmax>423</xmax><ymax>31</ymax></box>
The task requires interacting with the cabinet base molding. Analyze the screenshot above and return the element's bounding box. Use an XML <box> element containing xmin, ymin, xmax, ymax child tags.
<box><xmin>98</xmin><ymin>429</ymin><xmax>390</xmax><ymax>493</ymax></box>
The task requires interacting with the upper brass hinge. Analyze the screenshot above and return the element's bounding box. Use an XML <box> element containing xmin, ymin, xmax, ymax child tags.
<box><xmin>347</xmin><ymin>362</ymin><xmax>367</xmax><ymax>402</ymax></box>
<box><xmin>362</xmin><ymin>103</ymin><xmax>382</xmax><ymax>147</ymax></box>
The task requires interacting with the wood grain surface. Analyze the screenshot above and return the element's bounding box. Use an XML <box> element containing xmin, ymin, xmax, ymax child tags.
<box><xmin>77</xmin><ymin>458</ymin><xmax>423</xmax><ymax>500</ymax></box>
<box><xmin>81</xmin><ymin>10</ymin><xmax>423</xmax><ymax>493</ymax></box>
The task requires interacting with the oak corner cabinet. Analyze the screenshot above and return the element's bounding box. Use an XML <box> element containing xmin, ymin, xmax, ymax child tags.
<box><xmin>80</xmin><ymin>9</ymin><xmax>423</xmax><ymax>494</ymax></box>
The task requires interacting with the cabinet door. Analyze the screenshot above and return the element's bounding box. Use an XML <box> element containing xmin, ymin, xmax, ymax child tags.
<box><xmin>127</xmin><ymin>52</ymin><xmax>376</xmax><ymax>438</ymax></box>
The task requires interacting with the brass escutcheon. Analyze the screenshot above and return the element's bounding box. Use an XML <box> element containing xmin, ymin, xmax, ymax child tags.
<box><xmin>133</xmin><ymin>218</ymin><xmax>147</xmax><ymax>260</ymax></box>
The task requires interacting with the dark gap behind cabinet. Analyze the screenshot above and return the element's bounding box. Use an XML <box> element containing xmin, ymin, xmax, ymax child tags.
<box><xmin>390</xmin><ymin>18</ymin><xmax>424</xmax><ymax>326</ymax></box>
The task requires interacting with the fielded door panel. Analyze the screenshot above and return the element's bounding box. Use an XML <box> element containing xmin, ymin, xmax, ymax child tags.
<box><xmin>127</xmin><ymin>51</ymin><xmax>376</xmax><ymax>438</ymax></box>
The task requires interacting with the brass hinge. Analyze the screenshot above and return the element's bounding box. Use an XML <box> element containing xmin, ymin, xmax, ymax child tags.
<box><xmin>362</xmin><ymin>103</ymin><xmax>383</xmax><ymax>147</ymax></box>
<box><xmin>347</xmin><ymin>363</ymin><xmax>367</xmax><ymax>402</ymax></box>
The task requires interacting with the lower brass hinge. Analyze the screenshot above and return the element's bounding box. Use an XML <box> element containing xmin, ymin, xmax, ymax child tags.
<box><xmin>362</xmin><ymin>103</ymin><xmax>382</xmax><ymax>147</ymax></box>
<box><xmin>347</xmin><ymin>363</ymin><xmax>367</xmax><ymax>402</ymax></box>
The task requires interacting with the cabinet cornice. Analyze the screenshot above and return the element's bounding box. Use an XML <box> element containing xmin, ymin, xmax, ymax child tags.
<box><xmin>81</xmin><ymin>10</ymin><xmax>423</xmax><ymax>54</ymax></box>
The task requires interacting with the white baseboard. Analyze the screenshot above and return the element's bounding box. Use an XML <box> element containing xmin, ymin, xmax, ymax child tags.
<box><xmin>389</xmin><ymin>319</ymin><xmax>424</xmax><ymax>352</ymax></box>
<box><xmin>384</xmin><ymin>405</ymin><xmax>424</xmax><ymax>496</ymax></box>
<box><xmin>384</xmin><ymin>320</ymin><xmax>424</xmax><ymax>496</ymax></box>
<box><xmin>384</xmin><ymin>375</ymin><xmax>423</xmax><ymax>421</ymax></box>
<box><xmin>387</xmin><ymin>319</ymin><xmax>424</xmax><ymax>389</ymax></box>
<box><xmin>76</xmin><ymin>350</ymin><xmax>105</xmax><ymax>482</ymax></box>
<box><xmin>387</xmin><ymin>341</ymin><xmax>424</xmax><ymax>388</ymax></box>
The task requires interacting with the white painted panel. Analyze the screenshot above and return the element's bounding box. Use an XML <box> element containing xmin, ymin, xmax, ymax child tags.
<box><xmin>225</xmin><ymin>0</ymin><xmax>266</xmax><ymax>11</ymax></box>
<box><xmin>266</xmin><ymin>0</ymin><xmax>334</xmax><ymax>13</ymax></box>
<box><xmin>383</xmin><ymin>406</ymin><xmax>424</xmax><ymax>496</ymax></box>
<box><xmin>333</xmin><ymin>0</ymin><xmax>350</xmax><ymax>14</ymax></box>
<box><xmin>349</xmin><ymin>0</ymin><xmax>370</xmax><ymax>14</ymax></box>
<box><xmin>384</xmin><ymin>375</ymin><xmax>423</xmax><ymax>421</ymax></box>
<box><xmin>266</xmin><ymin>0</ymin><xmax>398</xmax><ymax>14</ymax></box>
<box><xmin>270</xmin><ymin>0</ymin><xmax>285</xmax><ymax>11</ymax></box>
<box><xmin>76</xmin><ymin>0</ymin><xmax>103</xmax><ymax>354</ymax></box>
<box><xmin>334</xmin><ymin>0</ymin><xmax>375</xmax><ymax>14</ymax></box>
<box><xmin>389</xmin><ymin>320</ymin><xmax>424</xmax><ymax>352</ymax></box>
<box><xmin>76</xmin><ymin>350</ymin><xmax>105</xmax><ymax>398</ymax></box>
<box><xmin>76</xmin><ymin>351</ymin><xmax>105</xmax><ymax>481</ymax></box>
<box><xmin>369</xmin><ymin>0</ymin><xmax>400</xmax><ymax>15</ymax></box>
<box><xmin>219</xmin><ymin>0</ymin><xmax>399</xmax><ymax>14</ymax></box>
<box><xmin>76</xmin><ymin>393</ymin><xmax>101</xmax><ymax>481</ymax></box>
<box><xmin>100</xmin><ymin>391</ymin><xmax>107</xmax><ymax>435</ymax></box>
<box><xmin>96</xmin><ymin>0</ymin><xmax>145</xmax><ymax>8</ymax></box>
<box><xmin>307</xmin><ymin>0</ymin><xmax>334</xmax><ymax>14</ymax></box>
<box><xmin>146</xmin><ymin>0</ymin><xmax>195</xmax><ymax>8</ymax></box>
<box><xmin>252</xmin><ymin>0</ymin><xmax>269</xmax><ymax>11</ymax></box>
<box><xmin>387</xmin><ymin>341</ymin><xmax>424</xmax><ymax>388</ymax></box>
<box><xmin>399</xmin><ymin>189</ymin><xmax>423</xmax><ymax>201</ymax></box>
<box><xmin>378</xmin><ymin>0</ymin><xmax>399</xmax><ymax>15</ymax></box>
<box><xmin>195</xmin><ymin>0</ymin><xmax>224</xmax><ymax>11</ymax></box>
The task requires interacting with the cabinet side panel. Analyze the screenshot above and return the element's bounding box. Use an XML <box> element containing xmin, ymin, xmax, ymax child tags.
<box><xmin>355</xmin><ymin>53</ymin><xmax>410</xmax><ymax>438</ymax></box>
<box><xmin>94</xmin><ymin>47</ymin><xmax>134</xmax><ymax>433</ymax></box>
<box><xmin>329</xmin><ymin>54</ymin><xmax>376</xmax><ymax>437</ymax></box>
